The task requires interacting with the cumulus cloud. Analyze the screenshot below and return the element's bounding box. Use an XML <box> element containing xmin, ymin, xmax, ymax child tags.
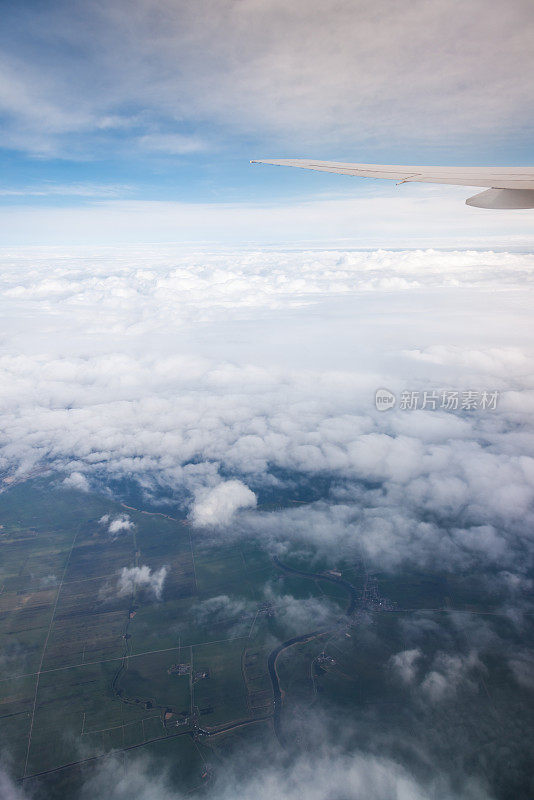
<box><xmin>508</xmin><ymin>651</ymin><xmax>534</xmax><ymax>691</ymax></box>
<box><xmin>190</xmin><ymin>594</ymin><xmax>256</xmax><ymax>637</ymax></box>
<box><xmin>0</xmin><ymin>767</ymin><xmax>27</xmax><ymax>800</ymax></box>
<box><xmin>420</xmin><ymin>651</ymin><xmax>482</xmax><ymax>702</ymax></box>
<box><xmin>0</xmin><ymin>675</ymin><xmax>509</xmax><ymax>799</ymax></box>
<box><xmin>99</xmin><ymin>513</ymin><xmax>134</xmax><ymax>537</ymax></box>
<box><xmin>62</xmin><ymin>471</ymin><xmax>90</xmax><ymax>491</ymax></box>
<box><xmin>244</xmin><ymin>490</ymin><xmax>533</xmax><ymax>574</ymax></box>
<box><xmin>117</xmin><ymin>565</ymin><xmax>168</xmax><ymax>600</ymax></box>
<box><xmin>190</xmin><ymin>480</ymin><xmax>257</xmax><ymax>528</ymax></box>
<box><xmin>0</xmin><ymin>247</ymin><xmax>532</xmax><ymax>578</ymax></box>
<box><xmin>261</xmin><ymin>583</ymin><xmax>340</xmax><ymax>637</ymax></box>
<box><xmin>389</xmin><ymin>648</ymin><xmax>422</xmax><ymax>685</ymax></box>
<box><xmin>82</xmin><ymin>732</ymin><xmax>498</xmax><ymax>800</ymax></box>
<box><xmin>109</xmin><ymin>515</ymin><xmax>134</xmax><ymax>534</ymax></box>
<box><xmin>2</xmin><ymin>247</ymin><xmax>533</xmax><ymax>329</ymax></box>
<box><xmin>191</xmin><ymin>588</ymin><xmax>339</xmax><ymax>640</ymax></box>
<box><xmin>76</xmin><ymin>745</ymin><xmax>491</xmax><ymax>800</ymax></box>
<box><xmin>193</xmin><ymin>594</ymin><xmax>254</xmax><ymax>623</ymax></box>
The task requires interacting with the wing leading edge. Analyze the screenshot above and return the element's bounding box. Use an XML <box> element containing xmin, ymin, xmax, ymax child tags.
<box><xmin>250</xmin><ymin>159</ymin><xmax>534</xmax><ymax>209</ymax></box>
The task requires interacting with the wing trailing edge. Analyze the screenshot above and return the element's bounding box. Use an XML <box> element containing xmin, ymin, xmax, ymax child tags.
<box><xmin>251</xmin><ymin>159</ymin><xmax>534</xmax><ymax>208</ymax></box>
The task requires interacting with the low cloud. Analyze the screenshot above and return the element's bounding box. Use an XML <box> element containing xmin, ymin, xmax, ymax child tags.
<box><xmin>62</xmin><ymin>471</ymin><xmax>90</xmax><ymax>491</ymax></box>
<box><xmin>420</xmin><ymin>651</ymin><xmax>482</xmax><ymax>702</ymax></box>
<box><xmin>389</xmin><ymin>648</ymin><xmax>422</xmax><ymax>685</ymax></box>
<box><xmin>193</xmin><ymin>594</ymin><xmax>254</xmax><ymax>624</ymax></box>
<box><xmin>508</xmin><ymin>651</ymin><xmax>534</xmax><ymax>691</ymax></box>
<box><xmin>191</xmin><ymin>594</ymin><xmax>256</xmax><ymax>637</ymax></box>
<box><xmin>117</xmin><ymin>565</ymin><xmax>168</xmax><ymax>600</ymax></box>
<box><xmin>263</xmin><ymin>584</ymin><xmax>340</xmax><ymax>636</ymax></box>
<box><xmin>38</xmin><ymin>574</ymin><xmax>58</xmax><ymax>588</ymax></box>
<box><xmin>190</xmin><ymin>480</ymin><xmax>257</xmax><ymax>528</ymax></box>
<box><xmin>2</xmin><ymin>197</ymin><xmax>534</xmax><ymax>247</ymax></box>
<box><xmin>75</xmin><ymin>743</ymin><xmax>490</xmax><ymax>800</ymax></box>
<box><xmin>99</xmin><ymin>513</ymin><xmax>134</xmax><ymax>537</ymax></box>
<box><xmin>0</xmin><ymin>767</ymin><xmax>27</xmax><ymax>800</ymax></box>
<box><xmin>0</xmin><ymin>247</ymin><xmax>532</xmax><ymax>579</ymax></box>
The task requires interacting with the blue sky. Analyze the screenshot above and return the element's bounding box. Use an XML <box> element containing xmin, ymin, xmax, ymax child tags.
<box><xmin>0</xmin><ymin>0</ymin><xmax>533</xmax><ymax>244</ymax></box>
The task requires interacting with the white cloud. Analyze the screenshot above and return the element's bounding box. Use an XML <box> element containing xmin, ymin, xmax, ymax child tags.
<box><xmin>137</xmin><ymin>133</ymin><xmax>208</xmax><ymax>155</ymax></box>
<box><xmin>193</xmin><ymin>594</ymin><xmax>254</xmax><ymax>623</ymax></box>
<box><xmin>190</xmin><ymin>480</ymin><xmax>257</xmax><ymax>527</ymax></box>
<box><xmin>389</xmin><ymin>648</ymin><xmax>422</xmax><ymax>685</ymax></box>
<box><xmin>75</xmin><ymin>747</ymin><xmax>490</xmax><ymax>800</ymax></box>
<box><xmin>62</xmin><ymin>471</ymin><xmax>90</xmax><ymax>491</ymax></box>
<box><xmin>117</xmin><ymin>565</ymin><xmax>168</xmax><ymax>600</ymax></box>
<box><xmin>99</xmin><ymin>513</ymin><xmax>134</xmax><ymax>537</ymax></box>
<box><xmin>263</xmin><ymin>584</ymin><xmax>340</xmax><ymax>636</ymax></box>
<box><xmin>508</xmin><ymin>651</ymin><xmax>534</xmax><ymax>691</ymax></box>
<box><xmin>191</xmin><ymin>588</ymin><xmax>338</xmax><ymax>638</ymax></box>
<box><xmin>404</xmin><ymin>345</ymin><xmax>534</xmax><ymax>381</ymax></box>
<box><xmin>0</xmin><ymin>247</ymin><xmax>532</xmax><ymax>575</ymax></box>
<box><xmin>108</xmin><ymin>515</ymin><xmax>134</xmax><ymax>534</ymax></box>
<box><xmin>1</xmin><ymin>193</ymin><xmax>534</xmax><ymax>247</ymax></box>
<box><xmin>191</xmin><ymin>594</ymin><xmax>256</xmax><ymax>636</ymax></box>
<box><xmin>420</xmin><ymin>651</ymin><xmax>481</xmax><ymax>702</ymax></box>
<box><xmin>420</xmin><ymin>670</ymin><xmax>450</xmax><ymax>702</ymax></box>
<box><xmin>0</xmin><ymin>184</ymin><xmax>132</xmax><ymax>198</ymax></box>
<box><xmin>0</xmin><ymin>767</ymin><xmax>27</xmax><ymax>800</ymax></box>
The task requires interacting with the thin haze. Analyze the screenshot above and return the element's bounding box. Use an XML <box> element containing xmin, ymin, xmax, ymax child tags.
<box><xmin>0</xmin><ymin>0</ymin><xmax>533</xmax><ymax>245</ymax></box>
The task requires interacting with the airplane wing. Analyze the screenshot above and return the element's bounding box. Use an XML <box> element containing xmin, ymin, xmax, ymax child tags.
<box><xmin>250</xmin><ymin>159</ymin><xmax>534</xmax><ymax>208</ymax></box>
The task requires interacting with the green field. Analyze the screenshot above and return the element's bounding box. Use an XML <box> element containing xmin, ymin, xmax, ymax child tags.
<box><xmin>0</xmin><ymin>476</ymin><xmax>531</xmax><ymax>798</ymax></box>
<box><xmin>0</xmin><ymin>477</ymin><xmax>317</xmax><ymax>786</ymax></box>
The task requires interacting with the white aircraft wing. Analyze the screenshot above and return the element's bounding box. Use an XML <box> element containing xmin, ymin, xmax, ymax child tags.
<box><xmin>250</xmin><ymin>159</ymin><xmax>534</xmax><ymax>208</ymax></box>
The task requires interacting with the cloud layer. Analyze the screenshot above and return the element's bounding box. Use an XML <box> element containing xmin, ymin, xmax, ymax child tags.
<box><xmin>1</xmin><ymin>744</ymin><xmax>492</xmax><ymax>800</ymax></box>
<box><xmin>0</xmin><ymin>247</ymin><xmax>532</xmax><ymax>575</ymax></box>
<box><xmin>2</xmin><ymin>194</ymin><xmax>534</xmax><ymax>247</ymax></box>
